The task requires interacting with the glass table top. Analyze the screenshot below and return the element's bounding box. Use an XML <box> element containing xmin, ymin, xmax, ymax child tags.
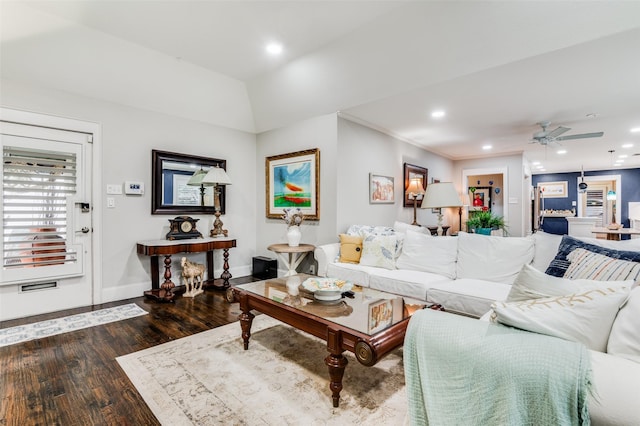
<box><xmin>235</xmin><ymin>274</ymin><xmax>425</xmax><ymax>336</ymax></box>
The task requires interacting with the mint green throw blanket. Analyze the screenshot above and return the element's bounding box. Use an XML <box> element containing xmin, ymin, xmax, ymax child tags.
<box><xmin>404</xmin><ymin>310</ymin><xmax>591</xmax><ymax>426</ymax></box>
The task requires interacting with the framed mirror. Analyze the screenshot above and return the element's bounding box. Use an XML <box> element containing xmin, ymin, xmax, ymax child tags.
<box><xmin>151</xmin><ymin>150</ymin><xmax>226</xmax><ymax>215</ymax></box>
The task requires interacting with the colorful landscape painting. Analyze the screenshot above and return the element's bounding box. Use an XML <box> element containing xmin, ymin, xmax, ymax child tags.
<box><xmin>273</xmin><ymin>161</ymin><xmax>312</xmax><ymax>207</ymax></box>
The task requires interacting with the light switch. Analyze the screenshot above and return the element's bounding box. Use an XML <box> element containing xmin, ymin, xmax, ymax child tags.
<box><xmin>106</xmin><ymin>184</ymin><xmax>122</xmax><ymax>195</ymax></box>
<box><xmin>107</xmin><ymin>197</ymin><xmax>115</xmax><ymax>208</ymax></box>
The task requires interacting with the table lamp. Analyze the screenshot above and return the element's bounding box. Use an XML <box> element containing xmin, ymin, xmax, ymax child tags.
<box><xmin>421</xmin><ymin>182</ymin><xmax>462</xmax><ymax>236</ymax></box>
<box><xmin>201</xmin><ymin>165</ymin><xmax>232</xmax><ymax>237</ymax></box>
<box><xmin>405</xmin><ymin>177</ymin><xmax>426</xmax><ymax>226</ymax></box>
<box><xmin>187</xmin><ymin>168</ymin><xmax>214</xmax><ymax>206</ymax></box>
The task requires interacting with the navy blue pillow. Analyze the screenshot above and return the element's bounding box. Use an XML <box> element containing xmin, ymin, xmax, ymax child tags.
<box><xmin>545</xmin><ymin>235</ymin><xmax>640</xmax><ymax>277</ymax></box>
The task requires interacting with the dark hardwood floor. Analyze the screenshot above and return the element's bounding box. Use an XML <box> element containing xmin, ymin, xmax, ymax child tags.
<box><xmin>0</xmin><ymin>277</ymin><xmax>257</xmax><ymax>426</ymax></box>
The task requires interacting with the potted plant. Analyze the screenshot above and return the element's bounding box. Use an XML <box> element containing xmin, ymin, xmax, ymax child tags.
<box><xmin>466</xmin><ymin>211</ymin><xmax>507</xmax><ymax>235</ymax></box>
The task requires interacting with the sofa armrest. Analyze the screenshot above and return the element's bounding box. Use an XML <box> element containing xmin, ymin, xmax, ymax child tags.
<box><xmin>314</xmin><ymin>243</ymin><xmax>340</xmax><ymax>277</ymax></box>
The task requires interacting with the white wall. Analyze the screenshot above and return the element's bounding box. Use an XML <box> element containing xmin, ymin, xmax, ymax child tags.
<box><xmin>1</xmin><ymin>79</ymin><xmax>257</xmax><ymax>302</ymax></box>
<box><xmin>336</xmin><ymin>118</ymin><xmax>455</xmax><ymax>235</ymax></box>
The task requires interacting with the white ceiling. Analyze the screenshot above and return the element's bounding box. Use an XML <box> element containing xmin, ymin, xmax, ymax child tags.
<box><xmin>6</xmin><ymin>1</ymin><xmax>640</xmax><ymax>174</ymax></box>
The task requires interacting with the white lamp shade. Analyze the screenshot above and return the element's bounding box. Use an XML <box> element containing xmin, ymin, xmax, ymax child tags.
<box><xmin>405</xmin><ymin>178</ymin><xmax>425</xmax><ymax>196</ymax></box>
<box><xmin>201</xmin><ymin>166</ymin><xmax>232</xmax><ymax>186</ymax></box>
<box><xmin>186</xmin><ymin>168</ymin><xmax>213</xmax><ymax>186</ymax></box>
<box><xmin>421</xmin><ymin>182</ymin><xmax>462</xmax><ymax>209</ymax></box>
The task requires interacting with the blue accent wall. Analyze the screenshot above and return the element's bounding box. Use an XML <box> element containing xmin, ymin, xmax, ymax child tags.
<box><xmin>533</xmin><ymin>168</ymin><xmax>640</xmax><ymax>235</ymax></box>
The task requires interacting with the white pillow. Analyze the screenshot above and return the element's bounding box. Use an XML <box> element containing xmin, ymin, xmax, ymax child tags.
<box><xmin>456</xmin><ymin>232</ymin><xmax>535</xmax><ymax>284</ymax></box>
<box><xmin>359</xmin><ymin>233</ymin><xmax>397</xmax><ymax>270</ymax></box>
<box><xmin>492</xmin><ymin>282</ymin><xmax>631</xmax><ymax>352</ymax></box>
<box><xmin>507</xmin><ymin>264</ymin><xmax>635</xmax><ymax>303</ymax></box>
<box><xmin>395</xmin><ymin>230</ymin><xmax>457</xmax><ymax>278</ymax></box>
<box><xmin>393</xmin><ymin>221</ymin><xmax>428</xmax><ymax>235</ymax></box>
<box><xmin>565</xmin><ymin>248</ymin><xmax>640</xmax><ymax>281</ymax></box>
<box><xmin>531</xmin><ymin>231</ymin><xmax>562</xmax><ymax>272</ymax></box>
<box><xmin>607</xmin><ymin>286</ymin><xmax>640</xmax><ymax>363</ymax></box>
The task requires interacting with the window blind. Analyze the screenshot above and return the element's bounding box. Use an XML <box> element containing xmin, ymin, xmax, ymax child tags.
<box><xmin>3</xmin><ymin>146</ymin><xmax>78</xmax><ymax>268</ymax></box>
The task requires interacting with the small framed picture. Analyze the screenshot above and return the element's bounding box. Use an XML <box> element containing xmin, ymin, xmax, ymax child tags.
<box><xmin>369</xmin><ymin>173</ymin><xmax>395</xmax><ymax>204</ymax></box>
<box><xmin>538</xmin><ymin>181</ymin><xmax>568</xmax><ymax>198</ymax></box>
<box><xmin>368</xmin><ymin>299</ymin><xmax>393</xmax><ymax>334</ymax></box>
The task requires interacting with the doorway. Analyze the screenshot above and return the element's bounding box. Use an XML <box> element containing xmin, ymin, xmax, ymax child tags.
<box><xmin>577</xmin><ymin>175</ymin><xmax>621</xmax><ymax>226</ymax></box>
<box><xmin>0</xmin><ymin>108</ymin><xmax>101</xmax><ymax>320</ymax></box>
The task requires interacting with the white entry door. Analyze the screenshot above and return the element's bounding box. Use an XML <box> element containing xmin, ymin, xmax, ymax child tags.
<box><xmin>0</xmin><ymin>121</ymin><xmax>93</xmax><ymax>320</ymax></box>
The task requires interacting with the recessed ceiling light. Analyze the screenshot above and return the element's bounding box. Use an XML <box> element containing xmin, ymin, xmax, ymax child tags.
<box><xmin>482</xmin><ymin>145</ymin><xmax>492</xmax><ymax>150</ymax></box>
<box><xmin>539</xmin><ymin>168</ymin><xmax>546</xmax><ymax>172</ymax></box>
<box><xmin>431</xmin><ymin>110</ymin><xmax>446</xmax><ymax>119</ymax></box>
<box><xmin>631</xmin><ymin>127</ymin><xmax>640</xmax><ymax>133</ymax></box>
<box><xmin>557</xmin><ymin>149</ymin><xmax>567</xmax><ymax>154</ymax></box>
<box><xmin>531</xmin><ymin>161</ymin><xmax>540</xmax><ymax>165</ymax></box>
<box><xmin>619</xmin><ymin>154</ymin><xmax>628</xmax><ymax>159</ymax></box>
<box><xmin>622</xmin><ymin>143</ymin><xmax>634</xmax><ymax>148</ymax></box>
<box><xmin>616</xmin><ymin>159</ymin><xmax>625</xmax><ymax>163</ymax></box>
<box><xmin>266</xmin><ymin>42</ymin><xmax>283</xmax><ymax>55</ymax></box>
<box><xmin>536</xmin><ymin>165</ymin><xmax>544</xmax><ymax>169</ymax></box>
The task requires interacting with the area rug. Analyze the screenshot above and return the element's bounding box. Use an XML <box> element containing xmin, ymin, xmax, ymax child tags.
<box><xmin>0</xmin><ymin>303</ymin><xmax>147</xmax><ymax>347</ymax></box>
<box><xmin>117</xmin><ymin>315</ymin><xmax>407</xmax><ymax>425</ymax></box>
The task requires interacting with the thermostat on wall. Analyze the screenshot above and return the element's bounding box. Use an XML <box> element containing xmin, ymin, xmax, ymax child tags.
<box><xmin>124</xmin><ymin>181</ymin><xmax>145</xmax><ymax>195</ymax></box>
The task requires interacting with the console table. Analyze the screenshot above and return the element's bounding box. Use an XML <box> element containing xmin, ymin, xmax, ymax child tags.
<box><xmin>137</xmin><ymin>237</ymin><xmax>237</xmax><ymax>301</ymax></box>
<box><xmin>267</xmin><ymin>243</ymin><xmax>315</xmax><ymax>276</ymax></box>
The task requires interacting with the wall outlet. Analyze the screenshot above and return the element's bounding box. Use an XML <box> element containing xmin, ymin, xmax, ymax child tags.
<box><xmin>107</xmin><ymin>197</ymin><xmax>115</xmax><ymax>208</ymax></box>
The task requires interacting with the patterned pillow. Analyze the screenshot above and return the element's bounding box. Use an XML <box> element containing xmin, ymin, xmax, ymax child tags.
<box><xmin>564</xmin><ymin>248</ymin><xmax>640</xmax><ymax>281</ymax></box>
<box><xmin>359</xmin><ymin>233</ymin><xmax>397</xmax><ymax>270</ymax></box>
<box><xmin>545</xmin><ymin>235</ymin><xmax>640</xmax><ymax>277</ymax></box>
<box><xmin>492</xmin><ymin>282</ymin><xmax>631</xmax><ymax>351</ymax></box>
<box><xmin>338</xmin><ymin>234</ymin><xmax>363</xmax><ymax>264</ymax></box>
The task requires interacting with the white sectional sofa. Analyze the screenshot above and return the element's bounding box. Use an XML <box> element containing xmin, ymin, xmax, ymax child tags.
<box><xmin>315</xmin><ymin>223</ymin><xmax>640</xmax><ymax>424</ymax></box>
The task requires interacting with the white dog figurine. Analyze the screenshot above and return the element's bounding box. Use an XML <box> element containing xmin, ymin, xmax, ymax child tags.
<box><xmin>181</xmin><ymin>257</ymin><xmax>205</xmax><ymax>298</ymax></box>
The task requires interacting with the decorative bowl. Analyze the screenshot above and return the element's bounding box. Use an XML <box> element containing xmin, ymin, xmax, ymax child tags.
<box><xmin>301</xmin><ymin>278</ymin><xmax>353</xmax><ymax>301</ymax></box>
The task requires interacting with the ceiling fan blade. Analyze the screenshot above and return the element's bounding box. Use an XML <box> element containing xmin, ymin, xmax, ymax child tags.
<box><xmin>556</xmin><ymin>132</ymin><xmax>604</xmax><ymax>141</ymax></box>
<box><xmin>547</xmin><ymin>126</ymin><xmax>570</xmax><ymax>138</ymax></box>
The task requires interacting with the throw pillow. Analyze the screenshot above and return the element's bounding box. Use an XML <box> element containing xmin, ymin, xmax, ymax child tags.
<box><xmin>456</xmin><ymin>232</ymin><xmax>535</xmax><ymax>284</ymax></box>
<box><xmin>338</xmin><ymin>234</ymin><xmax>363</xmax><ymax>264</ymax></box>
<box><xmin>607</xmin><ymin>286</ymin><xmax>640</xmax><ymax>363</ymax></box>
<box><xmin>492</xmin><ymin>282</ymin><xmax>631</xmax><ymax>352</ymax></box>
<box><xmin>564</xmin><ymin>248</ymin><xmax>640</xmax><ymax>281</ymax></box>
<box><xmin>359</xmin><ymin>233</ymin><xmax>397</xmax><ymax>270</ymax></box>
<box><xmin>545</xmin><ymin>235</ymin><xmax>640</xmax><ymax>278</ymax></box>
<box><xmin>395</xmin><ymin>230</ymin><xmax>458</xmax><ymax>278</ymax></box>
<box><xmin>507</xmin><ymin>264</ymin><xmax>635</xmax><ymax>303</ymax></box>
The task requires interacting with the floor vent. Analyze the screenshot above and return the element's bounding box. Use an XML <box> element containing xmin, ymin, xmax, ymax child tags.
<box><xmin>21</xmin><ymin>282</ymin><xmax>58</xmax><ymax>292</ymax></box>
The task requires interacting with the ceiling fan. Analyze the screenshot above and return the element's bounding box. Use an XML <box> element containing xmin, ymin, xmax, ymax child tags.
<box><xmin>531</xmin><ymin>121</ymin><xmax>604</xmax><ymax>145</ymax></box>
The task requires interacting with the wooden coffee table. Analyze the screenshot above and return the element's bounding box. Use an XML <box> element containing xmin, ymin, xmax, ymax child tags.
<box><xmin>226</xmin><ymin>274</ymin><xmax>425</xmax><ymax>407</ymax></box>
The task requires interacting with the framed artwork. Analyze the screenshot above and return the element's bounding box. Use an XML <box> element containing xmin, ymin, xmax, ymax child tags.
<box><xmin>369</xmin><ymin>173</ymin><xmax>395</xmax><ymax>204</ymax></box>
<box><xmin>368</xmin><ymin>299</ymin><xmax>393</xmax><ymax>334</ymax></box>
<box><xmin>538</xmin><ymin>181</ymin><xmax>568</xmax><ymax>198</ymax></box>
<box><xmin>469</xmin><ymin>186</ymin><xmax>492</xmax><ymax>211</ymax></box>
<box><xmin>266</xmin><ymin>148</ymin><xmax>320</xmax><ymax>220</ymax></box>
<box><xmin>403</xmin><ymin>163</ymin><xmax>428</xmax><ymax>207</ymax></box>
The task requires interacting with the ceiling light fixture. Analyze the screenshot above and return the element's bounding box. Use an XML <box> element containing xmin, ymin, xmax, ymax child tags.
<box><xmin>622</xmin><ymin>143</ymin><xmax>634</xmax><ymax>148</ymax></box>
<box><xmin>266</xmin><ymin>42</ymin><xmax>283</xmax><ymax>55</ymax></box>
<box><xmin>482</xmin><ymin>145</ymin><xmax>492</xmax><ymax>150</ymax></box>
<box><xmin>557</xmin><ymin>149</ymin><xmax>567</xmax><ymax>154</ymax></box>
<box><xmin>431</xmin><ymin>110</ymin><xmax>445</xmax><ymax>119</ymax></box>
<box><xmin>631</xmin><ymin>127</ymin><xmax>640</xmax><ymax>133</ymax></box>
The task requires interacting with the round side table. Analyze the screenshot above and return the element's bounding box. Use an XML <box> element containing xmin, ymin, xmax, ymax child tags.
<box><xmin>267</xmin><ymin>243</ymin><xmax>315</xmax><ymax>276</ymax></box>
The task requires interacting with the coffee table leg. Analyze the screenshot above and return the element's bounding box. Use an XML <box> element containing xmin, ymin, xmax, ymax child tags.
<box><xmin>239</xmin><ymin>294</ymin><xmax>255</xmax><ymax>350</ymax></box>
<box><xmin>325</xmin><ymin>353</ymin><xmax>348</xmax><ymax>407</ymax></box>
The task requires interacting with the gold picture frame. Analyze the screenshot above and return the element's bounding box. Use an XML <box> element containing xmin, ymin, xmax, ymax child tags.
<box><xmin>266</xmin><ymin>148</ymin><xmax>320</xmax><ymax>219</ymax></box>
